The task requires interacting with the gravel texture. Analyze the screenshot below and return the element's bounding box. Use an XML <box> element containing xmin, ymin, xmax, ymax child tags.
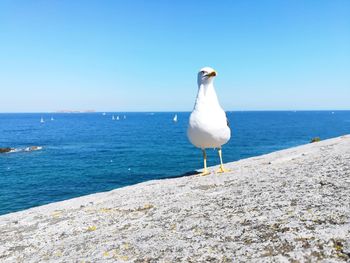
<box><xmin>0</xmin><ymin>135</ymin><xmax>350</xmax><ymax>262</ymax></box>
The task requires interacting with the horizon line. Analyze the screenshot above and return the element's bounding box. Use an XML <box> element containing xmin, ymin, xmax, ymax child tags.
<box><xmin>0</xmin><ymin>109</ymin><xmax>350</xmax><ymax>114</ymax></box>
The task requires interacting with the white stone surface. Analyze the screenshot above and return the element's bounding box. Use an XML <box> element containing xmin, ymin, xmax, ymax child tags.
<box><xmin>1</xmin><ymin>135</ymin><xmax>350</xmax><ymax>262</ymax></box>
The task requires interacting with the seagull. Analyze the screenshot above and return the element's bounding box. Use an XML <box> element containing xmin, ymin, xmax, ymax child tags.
<box><xmin>187</xmin><ymin>67</ymin><xmax>231</xmax><ymax>176</ymax></box>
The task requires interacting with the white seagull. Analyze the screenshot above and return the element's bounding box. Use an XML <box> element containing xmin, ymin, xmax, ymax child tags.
<box><xmin>187</xmin><ymin>67</ymin><xmax>231</xmax><ymax>176</ymax></box>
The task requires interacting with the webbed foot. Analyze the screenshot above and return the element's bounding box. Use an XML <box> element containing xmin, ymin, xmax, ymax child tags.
<box><xmin>215</xmin><ymin>165</ymin><xmax>231</xmax><ymax>174</ymax></box>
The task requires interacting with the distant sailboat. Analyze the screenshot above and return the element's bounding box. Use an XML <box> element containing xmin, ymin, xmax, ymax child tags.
<box><xmin>40</xmin><ymin>117</ymin><xmax>44</xmax><ymax>123</ymax></box>
<box><xmin>173</xmin><ymin>114</ymin><xmax>178</xmax><ymax>122</ymax></box>
<box><xmin>112</xmin><ymin>115</ymin><xmax>115</xmax><ymax>120</ymax></box>
<box><xmin>124</xmin><ymin>115</ymin><xmax>126</xmax><ymax>119</ymax></box>
<box><xmin>102</xmin><ymin>112</ymin><xmax>106</xmax><ymax>116</ymax></box>
<box><xmin>51</xmin><ymin>117</ymin><xmax>54</xmax><ymax>121</ymax></box>
<box><xmin>116</xmin><ymin>115</ymin><xmax>120</xmax><ymax>120</ymax></box>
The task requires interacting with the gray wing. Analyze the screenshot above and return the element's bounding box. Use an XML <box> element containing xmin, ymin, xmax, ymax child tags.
<box><xmin>226</xmin><ymin>113</ymin><xmax>230</xmax><ymax>128</ymax></box>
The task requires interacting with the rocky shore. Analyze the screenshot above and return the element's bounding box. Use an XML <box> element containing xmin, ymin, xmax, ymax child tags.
<box><xmin>0</xmin><ymin>146</ymin><xmax>42</xmax><ymax>154</ymax></box>
<box><xmin>0</xmin><ymin>135</ymin><xmax>349</xmax><ymax>262</ymax></box>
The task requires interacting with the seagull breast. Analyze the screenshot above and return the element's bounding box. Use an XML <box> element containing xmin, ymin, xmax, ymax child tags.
<box><xmin>187</xmin><ymin>67</ymin><xmax>231</xmax><ymax>149</ymax></box>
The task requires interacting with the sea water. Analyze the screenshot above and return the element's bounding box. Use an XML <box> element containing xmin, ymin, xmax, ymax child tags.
<box><xmin>0</xmin><ymin>111</ymin><xmax>349</xmax><ymax>215</ymax></box>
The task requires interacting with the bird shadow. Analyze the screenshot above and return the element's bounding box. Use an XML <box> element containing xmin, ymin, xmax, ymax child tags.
<box><xmin>162</xmin><ymin>170</ymin><xmax>200</xmax><ymax>179</ymax></box>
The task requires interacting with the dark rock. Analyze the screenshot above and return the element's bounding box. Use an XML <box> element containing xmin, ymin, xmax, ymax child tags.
<box><xmin>0</xmin><ymin>148</ymin><xmax>12</xmax><ymax>153</ymax></box>
<box><xmin>310</xmin><ymin>137</ymin><xmax>321</xmax><ymax>143</ymax></box>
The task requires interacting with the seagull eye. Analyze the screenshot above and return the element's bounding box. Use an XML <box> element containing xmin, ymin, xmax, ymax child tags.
<box><xmin>201</xmin><ymin>71</ymin><xmax>206</xmax><ymax>75</ymax></box>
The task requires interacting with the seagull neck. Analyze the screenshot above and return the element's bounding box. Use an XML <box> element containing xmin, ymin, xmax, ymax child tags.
<box><xmin>194</xmin><ymin>83</ymin><xmax>220</xmax><ymax>110</ymax></box>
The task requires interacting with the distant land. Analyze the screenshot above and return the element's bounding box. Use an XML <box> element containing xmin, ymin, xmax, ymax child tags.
<box><xmin>55</xmin><ymin>110</ymin><xmax>96</xmax><ymax>113</ymax></box>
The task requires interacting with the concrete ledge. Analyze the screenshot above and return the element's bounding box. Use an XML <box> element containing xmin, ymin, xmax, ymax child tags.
<box><xmin>1</xmin><ymin>135</ymin><xmax>350</xmax><ymax>262</ymax></box>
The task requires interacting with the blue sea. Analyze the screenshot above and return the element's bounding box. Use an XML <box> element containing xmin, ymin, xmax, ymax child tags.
<box><xmin>1</xmin><ymin>111</ymin><xmax>350</xmax><ymax>215</ymax></box>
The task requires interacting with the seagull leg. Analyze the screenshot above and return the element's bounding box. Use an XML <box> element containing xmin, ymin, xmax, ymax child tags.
<box><xmin>216</xmin><ymin>148</ymin><xmax>231</xmax><ymax>174</ymax></box>
<box><xmin>199</xmin><ymin>149</ymin><xmax>210</xmax><ymax>176</ymax></box>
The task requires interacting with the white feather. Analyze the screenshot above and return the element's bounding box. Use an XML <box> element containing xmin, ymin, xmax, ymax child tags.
<box><xmin>187</xmin><ymin>67</ymin><xmax>231</xmax><ymax>149</ymax></box>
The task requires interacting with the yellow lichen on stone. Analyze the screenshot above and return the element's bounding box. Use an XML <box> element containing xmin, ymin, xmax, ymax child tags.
<box><xmin>143</xmin><ymin>204</ymin><xmax>153</xmax><ymax>209</ymax></box>
<box><xmin>54</xmin><ymin>250</ymin><xmax>63</xmax><ymax>257</ymax></box>
<box><xmin>103</xmin><ymin>251</ymin><xmax>109</xmax><ymax>257</ymax></box>
<box><xmin>222</xmin><ymin>256</ymin><xmax>230</xmax><ymax>262</ymax></box>
<box><xmin>334</xmin><ymin>240</ymin><xmax>343</xmax><ymax>252</ymax></box>
<box><xmin>194</xmin><ymin>227</ymin><xmax>203</xmax><ymax>234</ymax></box>
<box><xmin>87</xmin><ymin>225</ymin><xmax>97</xmax><ymax>231</ymax></box>
<box><xmin>335</xmin><ymin>244</ymin><xmax>342</xmax><ymax>251</ymax></box>
<box><xmin>51</xmin><ymin>211</ymin><xmax>62</xmax><ymax>218</ymax></box>
<box><xmin>119</xmin><ymin>255</ymin><xmax>129</xmax><ymax>261</ymax></box>
<box><xmin>122</xmin><ymin>243</ymin><xmax>130</xmax><ymax>250</ymax></box>
<box><xmin>132</xmin><ymin>204</ymin><xmax>154</xmax><ymax>212</ymax></box>
<box><xmin>170</xmin><ymin>223</ymin><xmax>176</xmax><ymax>231</ymax></box>
<box><xmin>100</xmin><ymin>208</ymin><xmax>112</xmax><ymax>213</ymax></box>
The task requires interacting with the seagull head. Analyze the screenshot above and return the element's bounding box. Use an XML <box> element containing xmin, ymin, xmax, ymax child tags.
<box><xmin>197</xmin><ymin>67</ymin><xmax>217</xmax><ymax>86</ymax></box>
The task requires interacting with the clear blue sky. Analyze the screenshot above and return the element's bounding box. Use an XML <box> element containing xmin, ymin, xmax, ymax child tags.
<box><xmin>0</xmin><ymin>0</ymin><xmax>349</xmax><ymax>112</ymax></box>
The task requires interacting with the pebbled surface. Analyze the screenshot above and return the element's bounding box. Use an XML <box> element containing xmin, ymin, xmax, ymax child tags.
<box><xmin>0</xmin><ymin>135</ymin><xmax>350</xmax><ymax>262</ymax></box>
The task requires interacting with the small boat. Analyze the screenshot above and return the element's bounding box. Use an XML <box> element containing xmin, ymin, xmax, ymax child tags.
<box><xmin>112</xmin><ymin>115</ymin><xmax>115</xmax><ymax>120</ymax></box>
<box><xmin>40</xmin><ymin>117</ymin><xmax>44</xmax><ymax>123</ymax></box>
<box><xmin>123</xmin><ymin>115</ymin><xmax>126</xmax><ymax>119</ymax></box>
<box><xmin>116</xmin><ymin>116</ymin><xmax>120</xmax><ymax>120</ymax></box>
<box><xmin>173</xmin><ymin>114</ymin><xmax>178</xmax><ymax>122</ymax></box>
<box><xmin>102</xmin><ymin>112</ymin><xmax>106</xmax><ymax>116</ymax></box>
<box><xmin>51</xmin><ymin>117</ymin><xmax>54</xmax><ymax>121</ymax></box>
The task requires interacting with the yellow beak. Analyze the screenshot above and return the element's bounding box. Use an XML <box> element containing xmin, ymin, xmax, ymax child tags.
<box><xmin>207</xmin><ymin>71</ymin><xmax>217</xmax><ymax>77</ymax></box>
